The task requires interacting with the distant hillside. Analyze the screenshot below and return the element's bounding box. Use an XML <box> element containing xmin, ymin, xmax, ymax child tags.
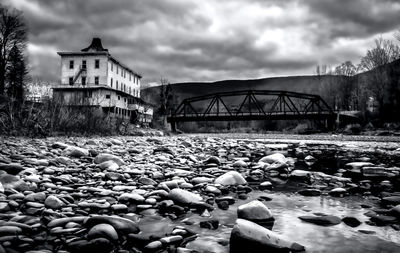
<box><xmin>141</xmin><ymin>75</ymin><xmax>344</xmax><ymax>107</ymax></box>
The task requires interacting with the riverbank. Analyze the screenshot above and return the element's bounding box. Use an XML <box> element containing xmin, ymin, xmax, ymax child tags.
<box><xmin>0</xmin><ymin>135</ymin><xmax>399</xmax><ymax>252</ymax></box>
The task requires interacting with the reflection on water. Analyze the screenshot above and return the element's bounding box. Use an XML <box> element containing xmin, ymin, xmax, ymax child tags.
<box><xmin>138</xmin><ymin>191</ymin><xmax>400</xmax><ymax>253</ymax></box>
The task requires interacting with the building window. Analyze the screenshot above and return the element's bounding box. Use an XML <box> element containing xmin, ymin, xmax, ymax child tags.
<box><xmin>116</xmin><ymin>66</ymin><xmax>118</xmax><ymax>74</ymax></box>
<box><xmin>69</xmin><ymin>60</ymin><xmax>74</xmax><ymax>69</ymax></box>
<box><xmin>124</xmin><ymin>98</ymin><xmax>126</xmax><ymax>103</ymax></box>
<box><xmin>116</xmin><ymin>81</ymin><xmax>118</xmax><ymax>90</ymax></box>
<box><xmin>118</xmin><ymin>96</ymin><xmax>120</xmax><ymax>100</ymax></box>
<box><xmin>84</xmin><ymin>91</ymin><xmax>92</xmax><ymax>98</ymax></box>
<box><xmin>106</xmin><ymin>94</ymin><xmax>110</xmax><ymax>99</ymax></box>
<box><xmin>95</xmin><ymin>76</ymin><xmax>99</xmax><ymax>85</ymax></box>
<box><xmin>95</xmin><ymin>59</ymin><xmax>100</xmax><ymax>69</ymax></box>
<box><xmin>110</xmin><ymin>78</ymin><xmax>113</xmax><ymax>88</ymax></box>
<box><xmin>69</xmin><ymin>77</ymin><xmax>73</xmax><ymax>85</ymax></box>
<box><xmin>111</xmin><ymin>62</ymin><xmax>113</xmax><ymax>71</ymax></box>
<box><xmin>129</xmin><ymin>74</ymin><xmax>131</xmax><ymax>81</ymax></box>
<box><xmin>82</xmin><ymin>60</ymin><xmax>87</xmax><ymax>69</ymax></box>
<box><xmin>81</xmin><ymin>76</ymin><xmax>86</xmax><ymax>85</ymax></box>
<box><xmin>129</xmin><ymin>87</ymin><xmax>131</xmax><ymax>94</ymax></box>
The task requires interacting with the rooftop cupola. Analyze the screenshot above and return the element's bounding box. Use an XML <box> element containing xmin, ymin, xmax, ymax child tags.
<box><xmin>81</xmin><ymin>38</ymin><xmax>108</xmax><ymax>52</ymax></box>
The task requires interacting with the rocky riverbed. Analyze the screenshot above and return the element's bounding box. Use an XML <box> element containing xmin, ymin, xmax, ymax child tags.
<box><xmin>0</xmin><ymin>134</ymin><xmax>400</xmax><ymax>253</ymax></box>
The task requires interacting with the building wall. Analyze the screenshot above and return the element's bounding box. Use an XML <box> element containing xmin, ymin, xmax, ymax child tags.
<box><xmin>60</xmin><ymin>54</ymin><xmax>108</xmax><ymax>86</ymax></box>
<box><xmin>107</xmin><ymin>59</ymin><xmax>141</xmax><ymax>98</ymax></box>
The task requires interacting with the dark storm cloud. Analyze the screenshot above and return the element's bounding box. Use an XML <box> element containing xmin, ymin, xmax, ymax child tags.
<box><xmin>5</xmin><ymin>0</ymin><xmax>400</xmax><ymax>85</ymax></box>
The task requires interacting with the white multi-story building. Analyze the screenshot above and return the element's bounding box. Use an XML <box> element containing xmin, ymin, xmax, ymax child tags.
<box><xmin>53</xmin><ymin>38</ymin><xmax>152</xmax><ymax>124</ymax></box>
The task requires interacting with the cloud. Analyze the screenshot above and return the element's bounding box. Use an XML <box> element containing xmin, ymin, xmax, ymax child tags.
<box><xmin>4</xmin><ymin>0</ymin><xmax>400</xmax><ymax>85</ymax></box>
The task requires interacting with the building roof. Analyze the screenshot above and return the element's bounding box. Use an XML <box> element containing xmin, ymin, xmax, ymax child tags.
<box><xmin>57</xmin><ymin>38</ymin><xmax>142</xmax><ymax>78</ymax></box>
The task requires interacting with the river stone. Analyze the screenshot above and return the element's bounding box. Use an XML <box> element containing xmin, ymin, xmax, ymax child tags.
<box><xmin>381</xmin><ymin>196</ymin><xmax>400</xmax><ymax>206</ymax></box>
<box><xmin>233</xmin><ymin>160</ymin><xmax>247</xmax><ymax>167</ymax></box>
<box><xmin>99</xmin><ymin>161</ymin><xmax>119</xmax><ymax>171</ymax></box>
<box><xmin>259</xmin><ymin>181</ymin><xmax>272</xmax><ymax>190</ymax></box>
<box><xmin>84</xmin><ymin>215</ymin><xmax>140</xmax><ymax>234</ymax></box>
<box><xmin>230</xmin><ymin>219</ymin><xmax>305</xmax><ymax>253</ymax></box>
<box><xmin>299</xmin><ymin>215</ymin><xmax>341</xmax><ymax>226</ymax></box>
<box><xmin>0</xmin><ymin>174</ymin><xmax>29</xmax><ymax>192</ymax></box>
<box><xmin>138</xmin><ymin>177</ymin><xmax>157</xmax><ymax>185</ymax></box>
<box><xmin>168</xmin><ymin>188</ymin><xmax>203</xmax><ymax>205</ymax></box>
<box><xmin>0</xmin><ymin>163</ymin><xmax>24</xmax><ymax>175</ymax></box>
<box><xmin>94</xmin><ymin>153</ymin><xmax>125</xmax><ymax>166</ymax></box>
<box><xmin>144</xmin><ymin>241</ymin><xmax>163</xmax><ymax>251</ymax></box>
<box><xmin>329</xmin><ymin>188</ymin><xmax>347</xmax><ymax>197</ymax></box>
<box><xmin>0</xmin><ymin>225</ymin><xmax>22</xmax><ymax>236</ymax></box>
<box><xmin>44</xmin><ymin>195</ymin><xmax>64</xmax><ymax>209</ymax></box>
<box><xmin>298</xmin><ymin>189</ymin><xmax>321</xmax><ymax>196</ymax></box>
<box><xmin>63</xmin><ymin>146</ymin><xmax>89</xmax><ymax>158</ymax></box>
<box><xmin>119</xmin><ymin>193</ymin><xmax>145</xmax><ymax>203</ymax></box>
<box><xmin>345</xmin><ymin>162</ymin><xmax>374</xmax><ymax>170</ymax></box>
<box><xmin>390</xmin><ymin>205</ymin><xmax>400</xmax><ymax>217</ymax></box>
<box><xmin>204</xmin><ymin>156</ymin><xmax>221</xmax><ymax>165</ymax></box>
<box><xmin>0</xmin><ymin>202</ymin><xmax>10</xmax><ymax>212</ymax></box>
<box><xmin>342</xmin><ymin>217</ymin><xmax>361</xmax><ymax>227</ymax></box>
<box><xmin>88</xmin><ymin>223</ymin><xmax>119</xmax><ymax>241</ymax></box>
<box><xmin>259</xmin><ymin>153</ymin><xmax>287</xmax><ymax>164</ymax></box>
<box><xmin>237</xmin><ymin>200</ymin><xmax>273</xmax><ymax>221</ymax></box>
<box><xmin>214</xmin><ymin>171</ymin><xmax>246</xmax><ymax>186</ymax></box>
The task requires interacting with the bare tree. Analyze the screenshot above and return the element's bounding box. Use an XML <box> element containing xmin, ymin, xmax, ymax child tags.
<box><xmin>358</xmin><ymin>37</ymin><xmax>400</xmax><ymax>115</ymax></box>
<box><xmin>0</xmin><ymin>4</ymin><xmax>27</xmax><ymax>95</ymax></box>
<box><xmin>334</xmin><ymin>61</ymin><xmax>358</xmax><ymax>110</ymax></box>
<box><xmin>156</xmin><ymin>77</ymin><xmax>173</xmax><ymax>129</ymax></box>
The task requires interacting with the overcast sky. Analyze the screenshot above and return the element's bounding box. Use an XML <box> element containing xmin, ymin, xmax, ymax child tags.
<box><xmin>5</xmin><ymin>0</ymin><xmax>400</xmax><ymax>86</ymax></box>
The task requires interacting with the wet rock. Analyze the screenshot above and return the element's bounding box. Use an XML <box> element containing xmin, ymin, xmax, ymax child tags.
<box><xmin>390</xmin><ymin>205</ymin><xmax>400</xmax><ymax>217</ymax></box>
<box><xmin>160</xmin><ymin>235</ymin><xmax>183</xmax><ymax>245</ymax></box>
<box><xmin>119</xmin><ymin>193</ymin><xmax>145</xmax><ymax>203</ymax></box>
<box><xmin>298</xmin><ymin>215</ymin><xmax>341</xmax><ymax>226</ymax></box>
<box><xmin>298</xmin><ymin>189</ymin><xmax>321</xmax><ymax>196</ymax></box>
<box><xmin>0</xmin><ymin>163</ymin><xmax>24</xmax><ymax>175</ymax></box>
<box><xmin>138</xmin><ymin>177</ymin><xmax>157</xmax><ymax>186</ymax></box>
<box><xmin>84</xmin><ymin>215</ymin><xmax>140</xmax><ymax>234</ymax></box>
<box><xmin>329</xmin><ymin>188</ymin><xmax>347</xmax><ymax>197</ymax></box>
<box><xmin>199</xmin><ymin>219</ymin><xmax>219</xmax><ymax>230</ymax></box>
<box><xmin>233</xmin><ymin>160</ymin><xmax>247</xmax><ymax>168</ymax></box>
<box><xmin>259</xmin><ymin>181</ymin><xmax>272</xmax><ymax>190</ymax></box>
<box><xmin>214</xmin><ymin>171</ymin><xmax>246</xmax><ymax>186</ymax></box>
<box><xmin>88</xmin><ymin>223</ymin><xmax>119</xmax><ymax>241</ymax></box>
<box><xmin>99</xmin><ymin>161</ymin><xmax>119</xmax><ymax>171</ymax></box>
<box><xmin>381</xmin><ymin>196</ymin><xmax>400</xmax><ymax>206</ymax></box>
<box><xmin>230</xmin><ymin>219</ymin><xmax>305</xmax><ymax>253</ymax></box>
<box><xmin>342</xmin><ymin>217</ymin><xmax>361</xmax><ymax>227</ymax></box>
<box><xmin>144</xmin><ymin>240</ymin><xmax>163</xmax><ymax>251</ymax></box>
<box><xmin>168</xmin><ymin>189</ymin><xmax>203</xmax><ymax>205</ymax></box>
<box><xmin>0</xmin><ymin>174</ymin><xmax>29</xmax><ymax>192</ymax></box>
<box><xmin>259</xmin><ymin>153</ymin><xmax>287</xmax><ymax>164</ymax></box>
<box><xmin>370</xmin><ymin>215</ymin><xmax>398</xmax><ymax>226</ymax></box>
<box><xmin>204</xmin><ymin>156</ymin><xmax>221</xmax><ymax>165</ymax></box>
<box><xmin>0</xmin><ymin>202</ymin><xmax>10</xmax><ymax>212</ymax></box>
<box><xmin>237</xmin><ymin>200</ymin><xmax>274</xmax><ymax>228</ymax></box>
<box><xmin>94</xmin><ymin>153</ymin><xmax>125</xmax><ymax>166</ymax></box>
<box><xmin>63</xmin><ymin>146</ymin><xmax>89</xmax><ymax>158</ymax></box>
<box><xmin>237</xmin><ymin>200</ymin><xmax>273</xmax><ymax>220</ymax></box>
<box><xmin>304</xmin><ymin>155</ymin><xmax>316</xmax><ymax>166</ymax></box>
<box><xmin>44</xmin><ymin>195</ymin><xmax>64</xmax><ymax>209</ymax></box>
<box><xmin>217</xmin><ymin>200</ymin><xmax>229</xmax><ymax>210</ymax></box>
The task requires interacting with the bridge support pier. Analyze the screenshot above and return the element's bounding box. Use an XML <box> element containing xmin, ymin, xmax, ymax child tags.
<box><xmin>170</xmin><ymin>121</ymin><xmax>176</xmax><ymax>132</ymax></box>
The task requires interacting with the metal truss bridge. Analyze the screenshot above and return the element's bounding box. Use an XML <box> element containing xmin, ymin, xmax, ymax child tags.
<box><xmin>167</xmin><ymin>90</ymin><xmax>357</xmax><ymax>131</ymax></box>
